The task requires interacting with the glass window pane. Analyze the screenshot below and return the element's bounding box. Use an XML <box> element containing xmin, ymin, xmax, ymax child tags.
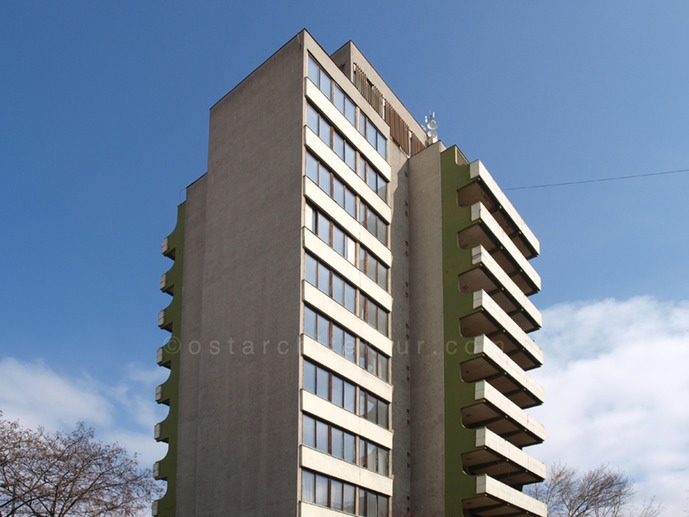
<box><xmin>305</xmin><ymin>255</ymin><xmax>317</xmax><ymax>285</ymax></box>
<box><xmin>333</xmin><ymin>177</ymin><xmax>345</xmax><ymax>206</ymax></box>
<box><xmin>318</xmin><ymin>263</ymin><xmax>329</xmax><ymax>293</ymax></box>
<box><xmin>377</xmin><ymin>219</ymin><xmax>386</xmax><ymax>244</ymax></box>
<box><xmin>367</xmin><ymin>122</ymin><xmax>377</xmax><ymax>149</ymax></box>
<box><xmin>359</xmin><ymin>342</ymin><xmax>367</xmax><ymax>369</ymax></box>
<box><xmin>344</xmin><ymin>333</ymin><xmax>356</xmax><ymax>363</ymax></box>
<box><xmin>367</xmin><ymin>489</ymin><xmax>377</xmax><ymax>517</ymax></box>
<box><xmin>359</xmin><ymin>439</ymin><xmax>368</xmax><ymax>467</ymax></box>
<box><xmin>377</xmin><ymin>263</ymin><xmax>387</xmax><ymax>289</ymax></box>
<box><xmin>333</xmin><ymin>86</ymin><xmax>345</xmax><ymax>113</ymax></box>
<box><xmin>333</xmin><ymin>131</ymin><xmax>344</xmax><ymax>160</ymax></box>
<box><xmin>344</xmin><ymin>382</ymin><xmax>355</xmax><ymax>413</ymax></box>
<box><xmin>367</xmin><ymin>442</ymin><xmax>376</xmax><ymax>472</ymax></box>
<box><xmin>331</xmin><ymin>428</ymin><xmax>343</xmax><ymax>458</ymax></box>
<box><xmin>344</xmin><ymin>143</ymin><xmax>356</xmax><ymax>170</ymax></box>
<box><xmin>302</xmin><ymin>470</ymin><xmax>315</xmax><ymax>503</ymax></box>
<box><xmin>307</xmin><ymin>105</ymin><xmax>318</xmax><ymax>133</ymax></box>
<box><xmin>367</xmin><ymin>303</ymin><xmax>376</xmax><ymax>328</ymax></box>
<box><xmin>307</xmin><ymin>56</ymin><xmax>320</xmax><ymax>86</ymax></box>
<box><xmin>332</xmin><ymin>376</ymin><xmax>343</xmax><ymax>407</ymax></box>
<box><xmin>317</xmin><ymin>314</ymin><xmax>329</xmax><ymax>345</ymax></box>
<box><xmin>359</xmin><ymin>392</ymin><xmax>366</xmax><ymax>418</ymax></box>
<box><xmin>317</xmin><ymin>368</ymin><xmax>329</xmax><ymax>399</ymax></box>
<box><xmin>303</xmin><ymin>415</ymin><xmax>315</xmax><ymax>448</ymax></box>
<box><xmin>379</xmin><ymin>449</ymin><xmax>388</xmax><ymax>476</ymax></box>
<box><xmin>378</xmin><ymin>355</ymin><xmax>388</xmax><ymax>381</ymax></box>
<box><xmin>304</xmin><ymin>361</ymin><xmax>315</xmax><ymax>393</ymax></box>
<box><xmin>305</xmin><ymin>204</ymin><xmax>315</xmax><ymax>232</ymax></box>
<box><xmin>331</xmin><ymin>479</ymin><xmax>343</xmax><ymax>510</ymax></box>
<box><xmin>378</xmin><ymin>136</ymin><xmax>386</xmax><ymax>158</ymax></box>
<box><xmin>378</xmin><ymin>311</ymin><xmax>388</xmax><ymax>336</ymax></box>
<box><xmin>344</xmin><ymin>433</ymin><xmax>355</xmax><ymax>463</ymax></box>
<box><xmin>358</xmin><ymin>156</ymin><xmax>366</xmax><ymax>180</ymax></box>
<box><xmin>316</xmin><ymin>420</ymin><xmax>328</xmax><ymax>453</ymax></box>
<box><xmin>306</xmin><ymin>153</ymin><xmax>318</xmax><ymax>183</ymax></box>
<box><xmin>304</xmin><ymin>306</ymin><xmax>316</xmax><ymax>339</ymax></box>
<box><xmin>345</xmin><ymin>190</ymin><xmax>355</xmax><ymax>218</ymax></box>
<box><xmin>377</xmin><ymin>179</ymin><xmax>387</xmax><ymax>201</ymax></box>
<box><xmin>343</xmin><ymin>483</ymin><xmax>355</xmax><ymax>514</ymax></box>
<box><xmin>346</xmin><ymin>237</ymin><xmax>356</xmax><ymax>264</ymax></box>
<box><xmin>333</xmin><ymin>226</ymin><xmax>345</xmax><ymax>255</ymax></box>
<box><xmin>319</xmin><ymin>117</ymin><xmax>330</xmax><ymax>143</ymax></box>
<box><xmin>359</xmin><ymin>489</ymin><xmax>366</xmax><ymax>517</ymax></box>
<box><xmin>317</xmin><ymin>213</ymin><xmax>329</xmax><ymax>243</ymax></box>
<box><xmin>367</xmin><ymin>168</ymin><xmax>377</xmax><ymax>191</ymax></box>
<box><xmin>332</xmin><ymin>325</ymin><xmax>344</xmax><ymax>355</ymax></box>
<box><xmin>379</xmin><ymin>400</ymin><xmax>388</xmax><ymax>429</ymax></box>
<box><xmin>318</xmin><ymin>167</ymin><xmax>330</xmax><ymax>192</ymax></box>
<box><xmin>315</xmin><ymin>474</ymin><xmax>328</xmax><ymax>506</ymax></box>
<box><xmin>359</xmin><ymin>297</ymin><xmax>366</xmax><ymax>320</ymax></box>
<box><xmin>378</xmin><ymin>495</ymin><xmax>388</xmax><ymax>517</ymax></box>
<box><xmin>345</xmin><ymin>284</ymin><xmax>355</xmax><ymax>313</ymax></box>
<box><xmin>367</xmin><ymin>213</ymin><xmax>377</xmax><ymax>235</ymax></box>
<box><xmin>345</xmin><ymin>98</ymin><xmax>356</xmax><ymax>126</ymax></box>
<box><xmin>367</xmin><ymin>348</ymin><xmax>376</xmax><ymax>374</ymax></box>
<box><xmin>320</xmin><ymin>73</ymin><xmax>331</xmax><ymax>99</ymax></box>
<box><xmin>358</xmin><ymin>204</ymin><xmax>366</xmax><ymax>225</ymax></box>
<box><xmin>359</xmin><ymin>112</ymin><xmax>366</xmax><ymax>135</ymax></box>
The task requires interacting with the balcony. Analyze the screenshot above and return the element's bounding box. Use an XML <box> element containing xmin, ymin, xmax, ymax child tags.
<box><xmin>461</xmin><ymin>381</ymin><xmax>545</xmax><ymax>448</ymax></box>
<box><xmin>459</xmin><ymin>290</ymin><xmax>543</xmax><ymax>371</ymax></box>
<box><xmin>462</xmin><ymin>474</ymin><xmax>547</xmax><ymax>516</ymax></box>
<box><xmin>458</xmin><ymin>203</ymin><xmax>540</xmax><ymax>296</ymax></box>
<box><xmin>460</xmin><ymin>336</ymin><xmax>544</xmax><ymax>409</ymax></box>
<box><xmin>459</xmin><ymin>246</ymin><xmax>541</xmax><ymax>333</ymax></box>
<box><xmin>457</xmin><ymin>160</ymin><xmax>540</xmax><ymax>260</ymax></box>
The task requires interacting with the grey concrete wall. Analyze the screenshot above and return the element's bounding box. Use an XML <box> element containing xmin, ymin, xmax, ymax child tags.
<box><xmin>408</xmin><ymin>142</ymin><xmax>446</xmax><ymax>515</ymax></box>
<box><xmin>176</xmin><ymin>34</ymin><xmax>305</xmax><ymax>516</ymax></box>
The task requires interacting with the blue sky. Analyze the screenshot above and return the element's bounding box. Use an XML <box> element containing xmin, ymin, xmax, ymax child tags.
<box><xmin>2</xmin><ymin>0</ymin><xmax>688</xmax><ymax>513</ymax></box>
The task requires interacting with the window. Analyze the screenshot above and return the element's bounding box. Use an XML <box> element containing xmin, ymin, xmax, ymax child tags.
<box><xmin>358</xmin><ymin>112</ymin><xmax>387</xmax><ymax>159</ymax></box>
<box><xmin>359</xmin><ymin>201</ymin><xmax>388</xmax><ymax>245</ymax></box>
<box><xmin>360</xmin><ymin>439</ymin><xmax>389</xmax><ymax>476</ymax></box>
<box><xmin>302</xmin><ymin>469</ymin><xmax>356</xmax><ymax>514</ymax></box>
<box><xmin>304</xmin><ymin>306</ymin><xmax>357</xmax><ymax>363</ymax></box>
<box><xmin>307</xmin><ymin>104</ymin><xmax>356</xmax><ymax>173</ymax></box>
<box><xmin>359</xmin><ymin>341</ymin><xmax>389</xmax><ymax>382</ymax></box>
<box><xmin>357</xmin><ymin>156</ymin><xmax>388</xmax><ymax>201</ymax></box>
<box><xmin>359</xmin><ymin>294</ymin><xmax>389</xmax><ymax>336</ymax></box>
<box><xmin>303</xmin><ymin>414</ymin><xmax>356</xmax><ymax>464</ymax></box>
<box><xmin>358</xmin><ymin>488</ymin><xmax>389</xmax><ymax>517</ymax></box>
<box><xmin>304</xmin><ymin>360</ymin><xmax>356</xmax><ymax>413</ymax></box>
<box><xmin>358</xmin><ymin>390</ymin><xmax>389</xmax><ymax>429</ymax></box>
<box><xmin>305</xmin><ymin>152</ymin><xmax>356</xmax><ymax>218</ymax></box>
<box><xmin>307</xmin><ymin>206</ymin><xmax>356</xmax><ymax>265</ymax></box>
<box><xmin>307</xmin><ymin>55</ymin><xmax>357</xmax><ymax>128</ymax></box>
<box><xmin>304</xmin><ymin>254</ymin><xmax>357</xmax><ymax>312</ymax></box>
<box><xmin>359</xmin><ymin>247</ymin><xmax>389</xmax><ymax>291</ymax></box>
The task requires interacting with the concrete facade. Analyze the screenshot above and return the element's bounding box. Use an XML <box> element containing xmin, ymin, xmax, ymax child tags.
<box><xmin>155</xmin><ymin>30</ymin><xmax>546</xmax><ymax>517</ymax></box>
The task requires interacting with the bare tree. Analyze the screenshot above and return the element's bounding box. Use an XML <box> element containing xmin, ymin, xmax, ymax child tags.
<box><xmin>526</xmin><ymin>462</ymin><xmax>663</xmax><ymax>517</ymax></box>
<box><xmin>0</xmin><ymin>413</ymin><xmax>160</xmax><ymax>516</ymax></box>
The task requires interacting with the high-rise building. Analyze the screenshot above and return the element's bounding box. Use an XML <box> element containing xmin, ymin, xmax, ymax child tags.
<box><xmin>154</xmin><ymin>30</ymin><xmax>546</xmax><ymax>516</ymax></box>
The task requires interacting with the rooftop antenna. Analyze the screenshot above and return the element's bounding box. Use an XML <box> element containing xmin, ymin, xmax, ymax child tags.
<box><xmin>424</xmin><ymin>111</ymin><xmax>438</xmax><ymax>145</ymax></box>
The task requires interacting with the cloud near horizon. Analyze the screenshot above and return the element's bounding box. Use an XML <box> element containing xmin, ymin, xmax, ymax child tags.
<box><xmin>532</xmin><ymin>296</ymin><xmax>689</xmax><ymax>514</ymax></box>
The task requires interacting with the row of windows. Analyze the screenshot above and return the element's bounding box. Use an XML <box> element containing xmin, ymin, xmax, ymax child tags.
<box><xmin>305</xmin><ymin>254</ymin><xmax>389</xmax><ymax>335</ymax></box>
<box><xmin>307</xmin><ymin>55</ymin><xmax>387</xmax><ymax>162</ymax></box>
<box><xmin>304</xmin><ymin>306</ymin><xmax>389</xmax><ymax>382</ymax></box>
<box><xmin>307</xmin><ymin>55</ymin><xmax>357</xmax><ymax>127</ymax></box>
<box><xmin>305</xmin><ymin>254</ymin><xmax>356</xmax><ymax>313</ymax></box>
<box><xmin>306</xmin><ymin>152</ymin><xmax>388</xmax><ymax>245</ymax></box>
<box><xmin>306</xmin><ymin>205</ymin><xmax>389</xmax><ymax>293</ymax></box>
<box><xmin>358</xmin><ymin>111</ymin><xmax>387</xmax><ymax>158</ymax></box>
<box><xmin>303</xmin><ymin>414</ymin><xmax>390</xmax><ymax>476</ymax></box>
<box><xmin>359</xmin><ymin>294</ymin><xmax>389</xmax><ymax>336</ymax></box>
<box><xmin>307</xmin><ymin>103</ymin><xmax>388</xmax><ymax>202</ymax></box>
<box><xmin>304</xmin><ymin>359</ymin><xmax>389</xmax><ymax>430</ymax></box>
<box><xmin>301</xmin><ymin>469</ymin><xmax>389</xmax><ymax>517</ymax></box>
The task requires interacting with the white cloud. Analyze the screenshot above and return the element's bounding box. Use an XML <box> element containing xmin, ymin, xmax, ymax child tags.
<box><xmin>0</xmin><ymin>357</ymin><xmax>168</xmax><ymax>468</ymax></box>
<box><xmin>531</xmin><ymin>296</ymin><xmax>689</xmax><ymax>515</ymax></box>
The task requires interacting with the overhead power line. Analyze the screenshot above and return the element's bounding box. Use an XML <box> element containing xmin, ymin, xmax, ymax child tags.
<box><xmin>504</xmin><ymin>167</ymin><xmax>689</xmax><ymax>191</ymax></box>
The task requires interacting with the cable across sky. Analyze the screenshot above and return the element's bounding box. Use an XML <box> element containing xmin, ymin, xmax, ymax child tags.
<box><xmin>504</xmin><ymin>167</ymin><xmax>689</xmax><ymax>191</ymax></box>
